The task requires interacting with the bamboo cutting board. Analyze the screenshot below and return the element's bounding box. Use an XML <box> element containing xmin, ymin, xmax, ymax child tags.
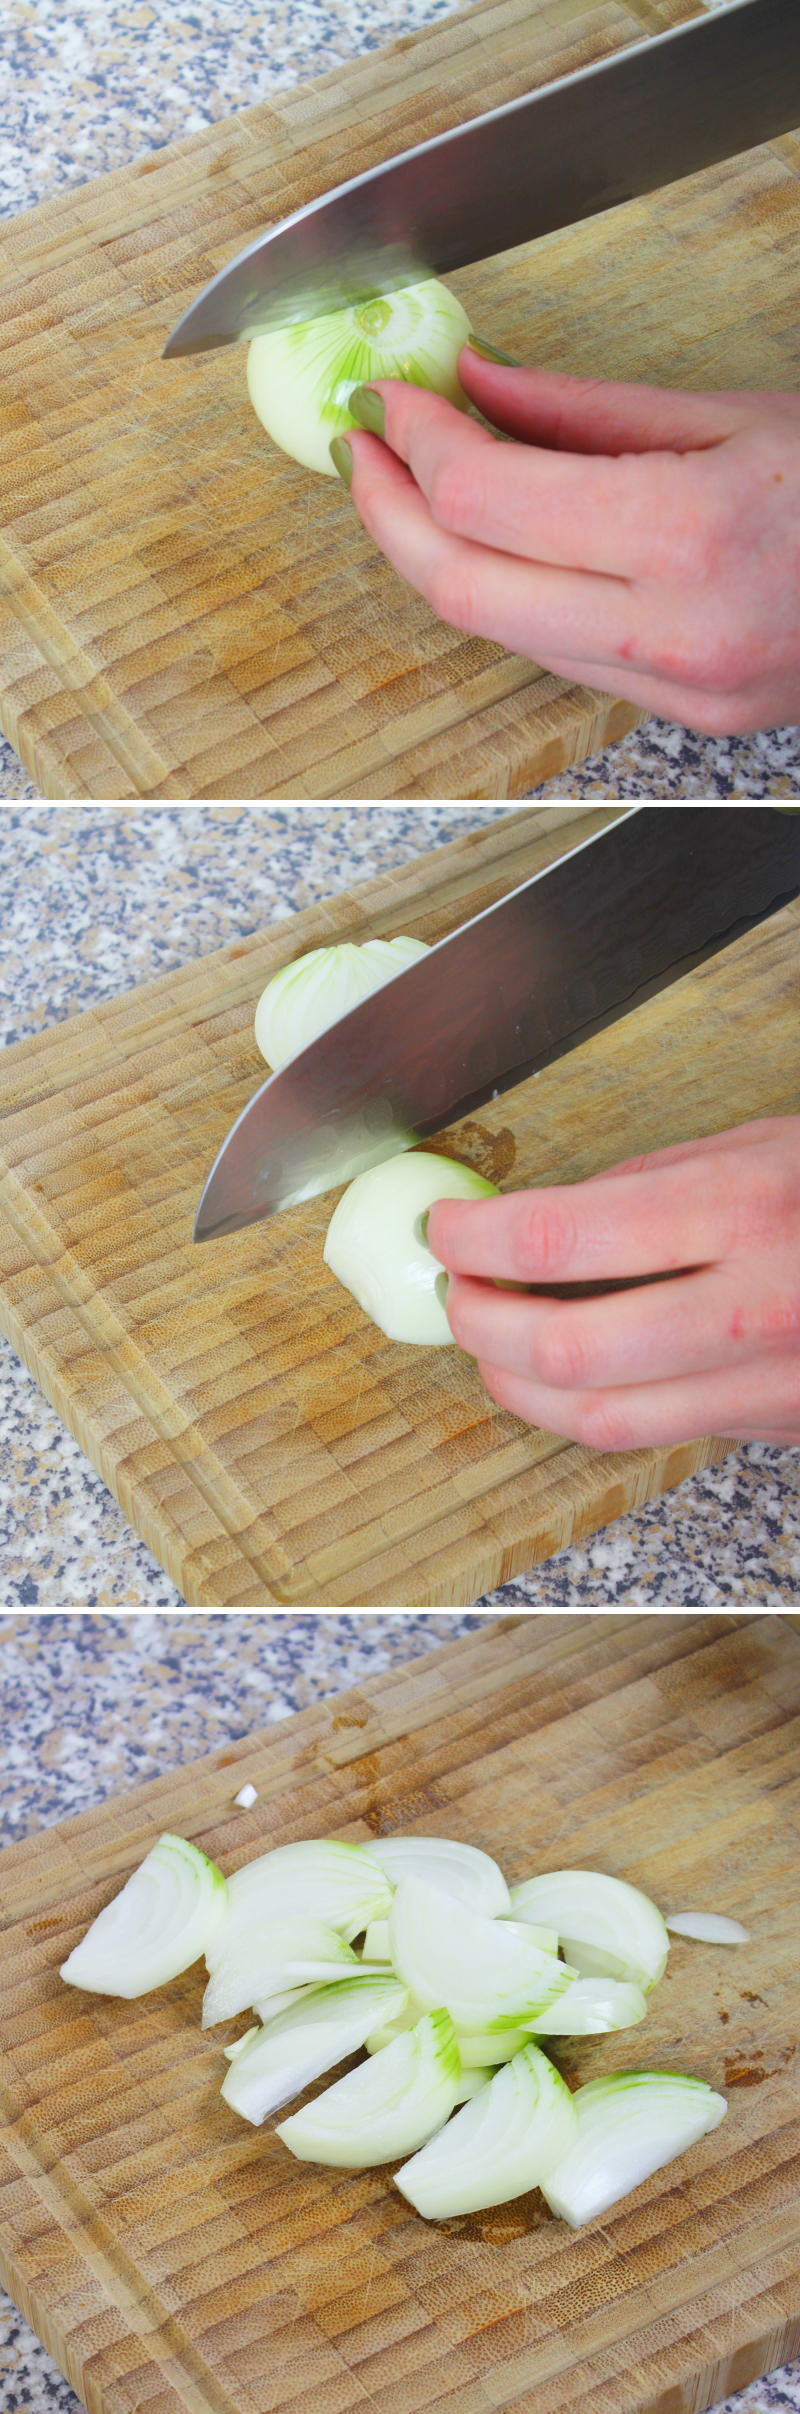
<box><xmin>1</xmin><ymin>0</ymin><xmax>800</xmax><ymax>798</ymax></box>
<box><xmin>1</xmin><ymin>805</ymin><xmax>799</xmax><ymax>1608</ymax></box>
<box><xmin>1</xmin><ymin>1613</ymin><xmax>799</xmax><ymax>2414</ymax></box>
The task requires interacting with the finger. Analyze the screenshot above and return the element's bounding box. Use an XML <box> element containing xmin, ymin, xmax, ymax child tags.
<box><xmin>457</xmin><ymin>352</ymin><xmax>744</xmax><ymax>456</ymax></box>
<box><xmin>588</xmin><ymin>1119</ymin><xmax>792</xmax><ymax>1182</ymax></box>
<box><xmin>353</xmin><ymin>379</ymin><xmax>681</xmax><ymax>582</ymax></box>
<box><xmin>345</xmin><ymin>427</ymin><xmax>644</xmax><ymax>666</ymax></box>
<box><xmin>475</xmin><ymin>1355</ymin><xmax>800</xmax><ymax>1453</ymax></box>
<box><xmin>531</xmin><ymin>650</ymin><xmax>739</xmax><ymax>729</ymax></box>
<box><xmin>445</xmin><ymin>1264</ymin><xmax>783</xmax><ymax>1389</ymax></box>
<box><xmin>426</xmin><ymin>1149</ymin><xmax>783</xmax><ymax>1285</ymax></box>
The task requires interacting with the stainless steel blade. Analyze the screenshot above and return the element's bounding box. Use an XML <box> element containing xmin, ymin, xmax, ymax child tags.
<box><xmin>194</xmin><ymin>807</ymin><xmax>800</xmax><ymax>1241</ymax></box>
<box><xmin>164</xmin><ymin>0</ymin><xmax>799</xmax><ymax>352</ymax></box>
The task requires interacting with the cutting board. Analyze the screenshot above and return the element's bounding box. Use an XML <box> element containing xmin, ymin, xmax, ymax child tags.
<box><xmin>1</xmin><ymin>1613</ymin><xmax>799</xmax><ymax>2414</ymax></box>
<box><xmin>2</xmin><ymin>0</ymin><xmax>799</xmax><ymax>799</ymax></box>
<box><xmin>1</xmin><ymin>804</ymin><xmax>799</xmax><ymax>1609</ymax></box>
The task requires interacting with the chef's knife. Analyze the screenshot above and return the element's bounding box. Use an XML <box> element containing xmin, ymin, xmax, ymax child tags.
<box><xmin>164</xmin><ymin>0</ymin><xmax>799</xmax><ymax>351</ymax></box>
<box><xmin>194</xmin><ymin>807</ymin><xmax>800</xmax><ymax>1241</ymax></box>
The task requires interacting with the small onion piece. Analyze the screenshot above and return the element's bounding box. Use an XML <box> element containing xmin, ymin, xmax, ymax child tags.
<box><xmin>540</xmin><ymin>2071</ymin><xmax>727</xmax><ymax>2228</ymax></box>
<box><xmin>510</xmin><ymin>1870</ymin><xmax>669</xmax><ymax>1994</ymax></box>
<box><xmin>255</xmin><ymin>937</ymin><xmax>430</xmax><ymax>1071</ymax></box>
<box><xmin>324</xmin><ymin>1152</ymin><xmax>499</xmax><ymax>1345</ymax></box>
<box><xmin>367</xmin><ymin>1836</ymin><xmax>510</xmax><ymax>1918</ymax></box>
<box><xmin>247</xmin><ymin>279</ymin><xmax>472</xmax><ymax>476</ymax></box>
<box><xmin>665</xmin><ymin>1911</ymin><xmax>751</xmax><ymax>1944</ymax></box>
<box><xmin>60</xmin><ymin>1833</ymin><xmax>227</xmax><ymax>1999</ymax></box>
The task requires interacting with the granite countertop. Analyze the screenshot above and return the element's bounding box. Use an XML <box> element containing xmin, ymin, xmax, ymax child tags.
<box><xmin>1</xmin><ymin>803</ymin><xmax>799</xmax><ymax>1612</ymax></box>
<box><xmin>1</xmin><ymin>1607</ymin><xmax>799</xmax><ymax>2414</ymax></box>
<box><xmin>1</xmin><ymin>0</ymin><xmax>798</xmax><ymax>802</ymax></box>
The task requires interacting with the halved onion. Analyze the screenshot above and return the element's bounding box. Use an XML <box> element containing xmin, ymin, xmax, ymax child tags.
<box><xmin>396</xmin><ymin>2043</ymin><xmax>577</xmax><ymax>2220</ymax></box>
<box><xmin>60</xmin><ymin>1833</ymin><xmax>227</xmax><ymax>1998</ymax></box>
<box><xmin>324</xmin><ymin>1153</ymin><xmax>499</xmax><ymax>1345</ymax></box>
<box><xmin>510</xmin><ymin>1870</ymin><xmax>669</xmax><ymax>1993</ymax></box>
<box><xmin>276</xmin><ymin>2009</ymin><xmax>460</xmax><ymax>2167</ymax></box>
<box><xmin>389</xmin><ymin>1878</ymin><xmax>575</xmax><ymax>2033</ymax></box>
<box><xmin>540</xmin><ymin>2071</ymin><xmax>727</xmax><ymax>2228</ymax></box>
<box><xmin>255</xmin><ymin>937</ymin><xmax>430</xmax><ymax>1071</ymax></box>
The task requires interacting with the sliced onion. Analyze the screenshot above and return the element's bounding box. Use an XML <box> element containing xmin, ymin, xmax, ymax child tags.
<box><xmin>203</xmin><ymin>1918</ymin><xmax>368</xmax><ymax>2026</ymax></box>
<box><xmin>510</xmin><ymin>1870</ymin><xmax>669</xmax><ymax>1993</ymax></box>
<box><xmin>389</xmin><ymin>1878</ymin><xmax>575</xmax><ymax>2033</ymax></box>
<box><xmin>665</xmin><ymin>1912</ymin><xmax>751</xmax><ymax>1944</ymax></box>
<box><xmin>453</xmin><ymin>2067</ymin><xmax>495</xmax><ymax>2104</ymax></box>
<box><xmin>524</xmin><ymin>1978</ymin><xmax>647</xmax><ymax>2035</ymax></box>
<box><xmin>255</xmin><ymin>937</ymin><xmax>429</xmax><ymax>1071</ymax></box>
<box><xmin>540</xmin><ymin>2071</ymin><xmax>727</xmax><ymax>2228</ymax></box>
<box><xmin>456</xmin><ymin>2028</ymin><xmax>531</xmax><ymax>2067</ymax></box>
<box><xmin>324</xmin><ymin>1153</ymin><xmax>499</xmax><ymax>1345</ymax></box>
<box><xmin>247</xmin><ymin>280</ymin><xmax>471</xmax><ymax>476</ymax></box>
<box><xmin>362</xmin><ymin>1918</ymin><xmax>392</xmax><ymax>1962</ymax></box>
<box><xmin>221</xmin><ymin>1977</ymin><xmax>408</xmax><ymax>2124</ymax></box>
<box><xmin>223</xmin><ymin>2025</ymin><xmax>260</xmax><ymax>2061</ymax></box>
<box><xmin>277</xmin><ymin>2009</ymin><xmax>461</xmax><ymax>2168</ymax></box>
<box><xmin>396</xmin><ymin>2043</ymin><xmax>577</xmax><ymax>2220</ymax></box>
<box><xmin>60</xmin><ymin>1833</ymin><xmax>227</xmax><ymax>1998</ymax></box>
<box><xmin>209</xmin><ymin>1840</ymin><xmax>392</xmax><ymax>1966</ymax></box>
<box><xmin>368</xmin><ymin>1836</ymin><xmax>510</xmax><ymax>1918</ymax></box>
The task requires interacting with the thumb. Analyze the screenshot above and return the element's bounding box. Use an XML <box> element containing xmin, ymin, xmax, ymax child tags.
<box><xmin>459</xmin><ymin>346</ymin><xmax>745</xmax><ymax>457</ymax></box>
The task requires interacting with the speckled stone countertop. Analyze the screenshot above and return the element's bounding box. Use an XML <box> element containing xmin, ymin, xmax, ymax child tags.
<box><xmin>1</xmin><ymin>804</ymin><xmax>799</xmax><ymax>1611</ymax></box>
<box><xmin>1</xmin><ymin>1607</ymin><xmax>798</xmax><ymax>2414</ymax></box>
<box><xmin>1</xmin><ymin>1</ymin><xmax>798</xmax><ymax>802</ymax></box>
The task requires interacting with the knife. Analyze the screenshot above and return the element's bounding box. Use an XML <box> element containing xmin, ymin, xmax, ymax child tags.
<box><xmin>194</xmin><ymin>807</ymin><xmax>800</xmax><ymax>1241</ymax></box>
<box><xmin>164</xmin><ymin>0</ymin><xmax>799</xmax><ymax>352</ymax></box>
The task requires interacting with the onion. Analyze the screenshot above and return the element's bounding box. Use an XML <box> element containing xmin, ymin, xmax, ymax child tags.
<box><xmin>665</xmin><ymin>1911</ymin><xmax>751</xmax><ymax>1944</ymax></box>
<box><xmin>59</xmin><ymin>1833</ymin><xmax>227</xmax><ymax>1998</ymax></box>
<box><xmin>276</xmin><ymin>2009</ymin><xmax>461</xmax><ymax>2168</ymax></box>
<box><xmin>207</xmin><ymin>1839</ymin><xmax>392</xmax><ymax>1966</ymax></box>
<box><xmin>540</xmin><ymin>2071</ymin><xmax>727</xmax><ymax>2228</ymax></box>
<box><xmin>510</xmin><ymin>1869</ymin><xmax>669</xmax><ymax>1993</ymax></box>
<box><xmin>255</xmin><ymin>936</ymin><xmax>429</xmax><ymax>1071</ymax></box>
<box><xmin>396</xmin><ymin>2043</ymin><xmax>577</xmax><ymax>2220</ymax></box>
<box><xmin>367</xmin><ymin>1836</ymin><xmax>510</xmax><ymax>1918</ymax></box>
<box><xmin>220</xmin><ymin>1976</ymin><xmax>408</xmax><ymax>2124</ymax></box>
<box><xmin>247</xmin><ymin>280</ymin><xmax>472</xmax><ymax>475</ymax></box>
<box><xmin>389</xmin><ymin>1877</ymin><xmax>575</xmax><ymax>2033</ymax></box>
<box><xmin>202</xmin><ymin>1917</ymin><xmax>369</xmax><ymax>2027</ymax></box>
<box><xmin>324</xmin><ymin>1152</ymin><xmax>498</xmax><ymax>1344</ymax></box>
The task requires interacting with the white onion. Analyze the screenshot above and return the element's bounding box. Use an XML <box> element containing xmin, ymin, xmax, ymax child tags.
<box><xmin>247</xmin><ymin>280</ymin><xmax>471</xmax><ymax>476</ymax></box>
<box><xmin>389</xmin><ymin>1878</ymin><xmax>575</xmax><ymax>2033</ymax></box>
<box><xmin>665</xmin><ymin>1911</ymin><xmax>751</xmax><ymax>1944</ymax></box>
<box><xmin>60</xmin><ymin>1833</ymin><xmax>227</xmax><ymax>1998</ymax></box>
<box><xmin>367</xmin><ymin>1836</ymin><xmax>510</xmax><ymax>1918</ymax></box>
<box><xmin>540</xmin><ymin>2072</ymin><xmax>727</xmax><ymax>2228</ymax></box>
<box><xmin>324</xmin><ymin>1151</ymin><xmax>498</xmax><ymax>1344</ymax></box>
<box><xmin>220</xmin><ymin>1976</ymin><xmax>408</xmax><ymax>2124</ymax></box>
<box><xmin>276</xmin><ymin>2009</ymin><xmax>460</xmax><ymax>2167</ymax></box>
<box><xmin>510</xmin><ymin>1869</ymin><xmax>669</xmax><ymax>1993</ymax></box>
<box><xmin>254</xmin><ymin>936</ymin><xmax>429</xmax><ymax>1070</ymax></box>
<box><xmin>396</xmin><ymin>2043</ymin><xmax>577</xmax><ymax>2220</ymax></box>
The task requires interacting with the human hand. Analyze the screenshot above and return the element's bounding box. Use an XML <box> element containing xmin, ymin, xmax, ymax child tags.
<box><xmin>331</xmin><ymin>350</ymin><xmax>800</xmax><ymax>736</ymax></box>
<box><xmin>425</xmin><ymin>1118</ymin><xmax>800</xmax><ymax>1451</ymax></box>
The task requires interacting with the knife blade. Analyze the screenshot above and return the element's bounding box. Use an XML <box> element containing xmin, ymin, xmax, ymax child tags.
<box><xmin>164</xmin><ymin>0</ymin><xmax>799</xmax><ymax>352</ymax></box>
<box><xmin>193</xmin><ymin>807</ymin><xmax>800</xmax><ymax>1242</ymax></box>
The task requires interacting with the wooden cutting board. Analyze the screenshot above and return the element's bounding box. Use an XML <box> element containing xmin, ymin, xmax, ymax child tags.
<box><xmin>1</xmin><ymin>0</ymin><xmax>799</xmax><ymax>799</ymax></box>
<box><xmin>1</xmin><ymin>805</ymin><xmax>799</xmax><ymax>1609</ymax></box>
<box><xmin>1</xmin><ymin>1613</ymin><xmax>799</xmax><ymax>2414</ymax></box>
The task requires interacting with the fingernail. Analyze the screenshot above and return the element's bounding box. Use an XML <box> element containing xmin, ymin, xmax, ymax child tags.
<box><xmin>348</xmin><ymin>386</ymin><xmax>386</xmax><ymax>436</ymax></box>
<box><xmin>435</xmin><ymin>1271</ymin><xmax>450</xmax><ymax>1310</ymax></box>
<box><xmin>329</xmin><ymin>436</ymin><xmax>353</xmax><ymax>487</ymax></box>
<box><xmin>466</xmin><ymin>335</ymin><xmax>518</xmax><ymax>366</ymax></box>
<box><xmin>415</xmin><ymin>1210</ymin><xmax>431</xmax><ymax>1248</ymax></box>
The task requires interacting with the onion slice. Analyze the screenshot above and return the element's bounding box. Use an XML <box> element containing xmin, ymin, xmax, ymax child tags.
<box><xmin>221</xmin><ymin>1977</ymin><xmax>408</xmax><ymax>2124</ymax></box>
<box><xmin>255</xmin><ymin>937</ymin><xmax>430</xmax><ymax>1071</ymax></box>
<box><xmin>389</xmin><ymin>1878</ymin><xmax>576</xmax><ymax>2033</ymax></box>
<box><xmin>276</xmin><ymin>2009</ymin><xmax>461</xmax><ymax>2167</ymax></box>
<box><xmin>396</xmin><ymin>2043</ymin><xmax>577</xmax><ymax>2220</ymax></box>
<box><xmin>60</xmin><ymin>1833</ymin><xmax>227</xmax><ymax>1998</ymax></box>
<box><xmin>524</xmin><ymin>1977</ymin><xmax>647</xmax><ymax>2035</ymax></box>
<box><xmin>368</xmin><ymin>1836</ymin><xmax>510</xmax><ymax>1918</ymax></box>
<box><xmin>208</xmin><ymin>1840</ymin><xmax>391</xmax><ymax>1966</ymax></box>
<box><xmin>540</xmin><ymin>2071</ymin><xmax>727</xmax><ymax>2228</ymax></box>
<box><xmin>510</xmin><ymin>1869</ymin><xmax>669</xmax><ymax>1993</ymax></box>
<box><xmin>324</xmin><ymin>1153</ymin><xmax>499</xmax><ymax>1345</ymax></box>
<box><xmin>202</xmin><ymin>1918</ymin><xmax>373</xmax><ymax>2026</ymax></box>
<box><xmin>665</xmin><ymin>1912</ymin><xmax>751</xmax><ymax>1944</ymax></box>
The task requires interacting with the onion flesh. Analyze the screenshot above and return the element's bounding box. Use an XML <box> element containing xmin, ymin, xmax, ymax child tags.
<box><xmin>367</xmin><ymin>1835</ymin><xmax>510</xmax><ymax>1918</ymax></box>
<box><xmin>60</xmin><ymin>1833</ymin><xmax>227</xmax><ymax>1998</ymax></box>
<box><xmin>665</xmin><ymin>1912</ymin><xmax>751</xmax><ymax>1944</ymax></box>
<box><xmin>276</xmin><ymin>2009</ymin><xmax>461</xmax><ymax>2167</ymax></box>
<box><xmin>324</xmin><ymin>1152</ymin><xmax>498</xmax><ymax>1345</ymax></box>
<box><xmin>247</xmin><ymin>279</ymin><xmax>472</xmax><ymax>476</ymax></box>
<box><xmin>208</xmin><ymin>1840</ymin><xmax>392</xmax><ymax>1966</ymax></box>
<box><xmin>396</xmin><ymin>2043</ymin><xmax>577</xmax><ymax>2219</ymax></box>
<box><xmin>389</xmin><ymin>1877</ymin><xmax>576</xmax><ymax>2033</ymax></box>
<box><xmin>220</xmin><ymin>1976</ymin><xmax>408</xmax><ymax>2124</ymax></box>
<box><xmin>540</xmin><ymin>2071</ymin><xmax>727</xmax><ymax>2228</ymax></box>
<box><xmin>510</xmin><ymin>1869</ymin><xmax>669</xmax><ymax>1993</ymax></box>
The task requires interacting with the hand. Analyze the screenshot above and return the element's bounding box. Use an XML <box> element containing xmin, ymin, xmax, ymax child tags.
<box><xmin>425</xmin><ymin>1118</ymin><xmax>800</xmax><ymax>1451</ymax></box>
<box><xmin>334</xmin><ymin>350</ymin><xmax>800</xmax><ymax>736</ymax></box>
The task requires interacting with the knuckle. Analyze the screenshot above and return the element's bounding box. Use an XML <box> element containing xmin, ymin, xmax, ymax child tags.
<box><xmin>427</xmin><ymin>555</ymin><xmax>481</xmax><ymax>632</ymax></box>
<box><xmin>515</xmin><ymin>1195</ymin><xmax>580</xmax><ymax>1280</ymax></box>
<box><xmin>428</xmin><ymin>457</ymin><xmax>476</xmax><ymax>536</ymax></box>
<box><xmin>574</xmin><ymin>1393</ymin><xmax>634</xmax><ymax>1454</ymax></box>
<box><xmin>753</xmin><ymin>1291</ymin><xmax>800</xmax><ymax>1349</ymax></box>
<box><xmin>536</xmin><ymin>1317</ymin><xmax>592</xmax><ymax>1391</ymax></box>
<box><xmin>731</xmin><ymin>1161</ymin><xmax>796</xmax><ymax>1250</ymax></box>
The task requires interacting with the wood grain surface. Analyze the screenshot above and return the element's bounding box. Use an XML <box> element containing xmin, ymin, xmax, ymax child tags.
<box><xmin>1</xmin><ymin>806</ymin><xmax>799</xmax><ymax>1608</ymax></box>
<box><xmin>1</xmin><ymin>0</ymin><xmax>799</xmax><ymax>797</ymax></box>
<box><xmin>1</xmin><ymin>1613</ymin><xmax>799</xmax><ymax>2414</ymax></box>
